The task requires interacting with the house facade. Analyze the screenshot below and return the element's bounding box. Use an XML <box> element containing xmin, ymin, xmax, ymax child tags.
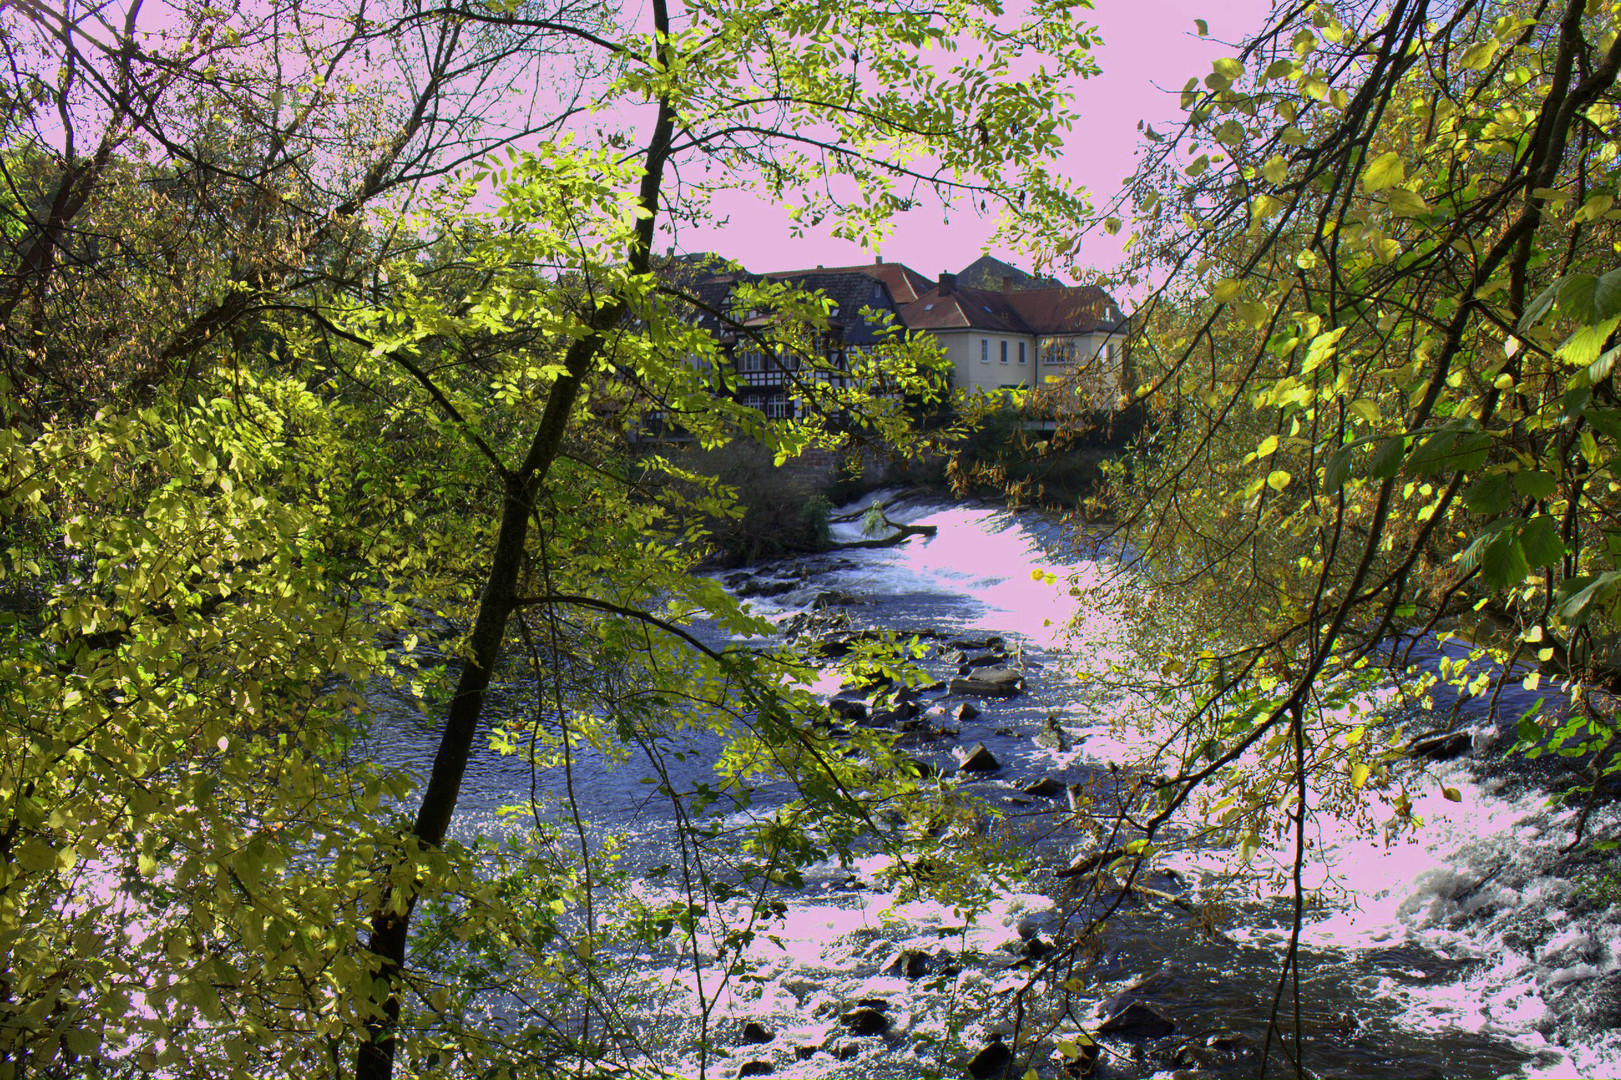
<box><xmin>675</xmin><ymin>255</ymin><xmax>1129</xmax><ymax>424</ymax></box>
<box><xmin>897</xmin><ymin>272</ymin><xmax>1129</xmax><ymax>409</ymax></box>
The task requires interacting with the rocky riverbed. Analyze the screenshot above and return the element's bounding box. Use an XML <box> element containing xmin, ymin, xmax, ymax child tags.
<box><xmin>364</xmin><ymin>490</ymin><xmax>1621</xmax><ymax>1078</ymax></box>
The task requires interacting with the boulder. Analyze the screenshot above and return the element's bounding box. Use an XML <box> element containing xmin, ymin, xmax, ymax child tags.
<box><xmin>956</xmin><ymin>743</ymin><xmax>1002</xmax><ymax>774</ymax></box>
<box><xmin>738</xmin><ymin>577</ymin><xmax>798</xmax><ymax>598</ymax></box>
<box><xmin>1035</xmin><ymin>714</ymin><xmax>1070</xmax><ymax>752</ymax></box>
<box><xmin>953</xmin><ymin>702</ymin><xmax>982</xmax><ymax>722</ymax></box>
<box><xmin>829</xmin><ymin>698</ymin><xmax>867</xmax><ymax>722</ymax></box>
<box><xmin>736</xmin><ymin>1061</ymin><xmax>773</xmax><ymax>1078</ymax></box>
<box><xmin>948</xmin><ymin>636</ymin><xmax>1004</xmax><ymax>651</ymax></box>
<box><xmin>1021</xmin><ymin>777</ymin><xmax>1065</xmax><ymax>798</ymax></box>
<box><xmin>740</xmin><ymin>1020</ymin><xmax>775</xmax><ymax>1045</ymax></box>
<box><xmin>881</xmin><ymin>948</ymin><xmax>956</xmax><ymax>979</ymax></box>
<box><xmin>949</xmin><ymin>667</ymin><xmax>1023</xmax><ymax>698</ymax></box>
<box><xmin>821</xmin><ymin>1038</ymin><xmax>863</xmax><ymax>1061</ymax></box>
<box><xmin>1408</xmin><ymin>729</ymin><xmax>1473</xmax><ymax>762</ymax></box>
<box><xmin>839</xmin><ymin>1006</ymin><xmax>890</xmax><ymax>1035</ymax></box>
<box><xmin>1096</xmin><ymin>1001</ymin><xmax>1175</xmax><ymax>1038</ymax></box>
<box><xmin>966</xmin><ymin>1038</ymin><xmax>1012</xmax><ymax>1079</ymax></box>
<box><xmin>962</xmin><ymin>651</ymin><xmax>1008</xmax><ymax>669</ymax></box>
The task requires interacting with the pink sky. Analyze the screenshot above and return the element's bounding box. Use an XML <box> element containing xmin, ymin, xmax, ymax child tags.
<box><xmin>671</xmin><ymin>0</ymin><xmax>1273</xmax><ymax>283</ymax></box>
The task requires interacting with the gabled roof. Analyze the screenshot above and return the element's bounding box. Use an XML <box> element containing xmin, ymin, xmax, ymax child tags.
<box><xmin>898</xmin><ymin>283</ymin><xmax>1126</xmax><ymax>336</ymax></box>
<box><xmin>956</xmin><ymin>254</ymin><xmax>1061</xmax><ymax>292</ymax></box>
<box><xmin>763</xmin><ymin>260</ymin><xmax>935</xmax><ymax>304</ymax></box>
<box><xmin>679</xmin><ymin>267</ymin><xmax>904</xmax><ymax>347</ymax></box>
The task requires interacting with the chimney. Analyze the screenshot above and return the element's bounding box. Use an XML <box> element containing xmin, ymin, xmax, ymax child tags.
<box><xmin>817</xmin><ymin>264</ymin><xmax>824</xmax><ymax>269</ymax></box>
<box><xmin>939</xmin><ymin>272</ymin><xmax>955</xmax><ymax>296</ymax></box>
<box><xmin>875</xmin><ymin>255</ymin><xmax>884</xmax><ymax>265</ymax></box>
<box><xmin>1001</xmin><ymin>275</ymin><xmax>1013</xmax><ymax>292</ymax></box>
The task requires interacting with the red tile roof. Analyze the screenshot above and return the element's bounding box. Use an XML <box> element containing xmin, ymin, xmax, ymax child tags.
<box><xmin>763</xmin><ymin>261</ymin><xmax>936</xmax><ymax>304</ymax></box>
<box><xmin>899</xmin><ymin>283</ymin><xmax>1123</xmax><ymax>335</ymax></box>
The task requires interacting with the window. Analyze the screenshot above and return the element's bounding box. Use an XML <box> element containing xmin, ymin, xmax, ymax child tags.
<box><xmin>1106</xmin><ymin>342</ymin><xmax>1116</xmax><ymax>361</ymax></box>
<box><xmin>765</xmin><ymin>397</ymin><xmax>793</xmax><ymax>419</ymax></box>
<box><xmin>980</xmin><ymin>339</ymin><xmax>989</xmax><ymax>363</ymax></box>
<box><xmin>1018</xmin><ymin>341</ymin><xmax>1026</xmax><ymax>364</ymax></box>
<box><xmin>1000</xmin><ymin>340</ymin><xmax>1008</xmax><ymax>364</ymax></box>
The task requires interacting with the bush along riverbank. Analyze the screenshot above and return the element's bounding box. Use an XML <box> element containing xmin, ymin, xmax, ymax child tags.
<box><xmin>651</xmin><ymin>410</ymin><xmax>1134</xmax><ymax>568</ymax></box>
<box><xmin>560</xmin><ymin>490</ymin><xmax>1606</xmax><ymax>1079</ymax></box>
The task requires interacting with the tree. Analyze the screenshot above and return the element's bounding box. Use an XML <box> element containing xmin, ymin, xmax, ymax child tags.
<box><xmin>1042</xmin><ymin>0</ymin><xmax>1621</xmax><ymax>1072</ymax></box>
<box><xmin>0</xmin><ymin>0</ymin><xmax>1100</xmax><ymax>1077</ymax></box>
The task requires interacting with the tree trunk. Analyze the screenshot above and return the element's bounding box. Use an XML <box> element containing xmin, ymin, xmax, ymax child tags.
<box><xmin>353</xmin><ymin>15</ymin><xmax>676</xmax><ymax>1074</ymax></box>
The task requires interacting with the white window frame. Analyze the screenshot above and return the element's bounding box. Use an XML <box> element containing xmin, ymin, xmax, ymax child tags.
<box><xmin>1018</xmin><ymin>341</ymin><xmax>1026</xmax><ymax>364</ymax></box>
<box><xmin>980</xmin><ymin>338</ymin><xmax>989</xmax><ymax>363</ymax></box>
<box><xmin>1000</xmin><ymin>340</ymin><xmax>1008</xmax><ymax>364</ymax></box>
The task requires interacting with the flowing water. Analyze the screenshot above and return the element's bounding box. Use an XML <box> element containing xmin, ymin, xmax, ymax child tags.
<box><xmin>363</xmin><ymin>490</ymin><xmax>1621</xmax><ymax>1079</ymax></box>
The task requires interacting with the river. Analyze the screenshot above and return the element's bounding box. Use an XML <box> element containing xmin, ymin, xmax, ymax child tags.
<box><xmin>363</xmin><ymin>489</ymin><xmax>1621</xmax><ymax>1079</ymax></box>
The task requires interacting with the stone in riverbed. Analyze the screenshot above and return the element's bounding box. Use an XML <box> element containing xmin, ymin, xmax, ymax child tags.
<box><xmin>952</xmin><ymin>702</ymin><xmax>981</xmax><ymax>722</ymax></box>
<box><xmin>948</xmin><ymin>666</ymin><xmax>1023</xmax><ymax>698</ymax></box>
<box><xmin>736</xmin><ymin>1061</ymin><xmax>773</xmax><ymax>1078</ymax></box>
<box><xmin>839</xmin><ymin>1006</ymin><xmax>890</xmax><ymax>1035</ymax></box>
<box><xmin>829</xmin><ymin>698</ymin><xmax>867</xmax><ymax>722</ymax></box>
<box><xmin>962</xmin><ymin>651</ymin><xmax>1008</xmax><ymax>669</ymax></box>
<box><xmin>1096</xmin><ymin>1001</ymin><xmax>1175</xmax><ymax>1038</ymax></box>
<box><xmin>1035</xmin><ymin>712</ymin><xmax>1070</xmax><ymax>752</ymax></box>
<box><xmin>740</xmin><ymin>1020</ymin><xmax>775</xmax><ymax>1045</ymax></box>
<box><xmin>955</xmin><ymin>743</ymin><xmax>1001</xmax><ymax>774</ymax></box>
<box><xmin>948</xmin><ymin>636</ymin><xmax>1004</xmax><ymax>651</ymax></box>
<box><xmin>881</xmin><ymin>948</ymin><xmax>957</xmax><ymax>980</ymax></box>
<box><xmin>1021</xmin><ymin>776</ymin><xmax>1065</xmax><ymax>797</ymax></box>
<box><xmin>966</xmin><ymin>1037</ymin><xmax>1012</xmax><ymax>1079</ymax></box>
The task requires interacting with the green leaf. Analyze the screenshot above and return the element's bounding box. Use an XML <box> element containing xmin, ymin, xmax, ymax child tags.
<box><xmin>1462</xmin><ymin>471</ymin><xmax>1512</xmax><ymax>515</ymax></box>
<box><xmin>1521</xmin><ymin>281</ymin><xmax>1560</xmax><ymax>330</ymax></box>
<box><xmin>1555</xmin><ymin>571</ymin><xmax>1621</xmax><ymax>625</ymax></box>
<box><xmin>1594</xmin><ymin>269</ymin><xmax>1621</xmax><ymax>321</ymax></box>
<box><xmin>1322</xmin><ymin>443</ymin><xmax>1357</xmax><ymax>492</ymax></box>
<box><xmin>1518</xmin><ymin>514</ymin><xmax>1565</xmax><ymax>569</ymax></box>
<box><xmin>1513</xmin><ymin>470</ymin><xmax>1557</xmax><ymax>499</ymax></box>
<box><xmin>1368</xmin><ymin>435</ymin><xmax>1406</xmax><ymax>479</ymax></box>
<box><xmin>1517</xmin><ymin>716</ymin><xmax>1544</xmax><ymax>744</ymax></box>
<box><xmin>1361</xmin><ymin>151</ymin><xmax>1405</xmax><ymax>192</ymax></box>
<box><xmin>1480</xmin><ymin>530</ymin><xmax>1529</xmax><ymax>588</ymax></box>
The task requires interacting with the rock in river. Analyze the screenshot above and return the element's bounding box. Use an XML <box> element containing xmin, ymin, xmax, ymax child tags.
<box><xmin>839</xmin><ymin>1006</ymin><xmax>890</xmax><ymax>1036</ymax></box>
<box><xmin>1096</xmin><ymin>1001</ymin><xmax>1176</xmax><ymax>1038</ymax></box>
<box><xmin>956</xmin><ymin>742</ymin><xmax>1001</xmax><ymax>773</ymax></box>
<box><xmin>948</xmin><ymin>666</ymin><xmax>1023</xmax><ymax>698</ymax></box>
<box><xmin>966</xmin><ymin>1037</ymin><xmax>1012</xmax><ymax>1079</ymax></box>
<box><xmin>1021</xmin><ymin>776</ymin><xmax>1065</xmax><ymax>797</ymax></box>
<box><xmin>740</xmin><ymin>1020</ymin><xmax>775</xmax><ymax>1045</ymax></box>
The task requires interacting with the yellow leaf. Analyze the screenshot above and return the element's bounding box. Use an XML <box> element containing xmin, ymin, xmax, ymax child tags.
<box><xmin>1442</xmin><ymin>786</ymin><xmax>1462</xmax><ymax>803</ymax></box>
<box><xmin>1361</xmin><ymin>151</ymin><xmax>1405</xmax><ymax>192</ymax></box>
<box><xmin>1580</xmin><ymin>194</ymin><xmax>1615</xmax><ymax>222</ymax></box>
<box><xmin>1267</xmin><ymin>469</ymin><xmax>1292</xmax><ymax>491</ymax></box>
<box><xmin>1351</xmin><ymin>762</ymin><xmax>1370</xmax><ymax>789</ymax></box>
<box><xmin>1388</xmin><ymin>188</ymin><xmax>1431</xmax><ymax>217</ymax></box>
<box><xmin>1256</xmin><ymin>434</ymin><xmax>1280</xmax><ymax>458</ymax></box>
<box><xmin>1211</xmin><ymin>279</ymin><xmax>1243</xmax><ymax>303</ymax></box>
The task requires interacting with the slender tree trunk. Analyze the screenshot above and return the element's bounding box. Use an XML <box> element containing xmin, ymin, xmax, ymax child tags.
<box><xmin>353</xmin><ymin>15</ymin><xmax>676</xmax><ymax>1076</ymax></box>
